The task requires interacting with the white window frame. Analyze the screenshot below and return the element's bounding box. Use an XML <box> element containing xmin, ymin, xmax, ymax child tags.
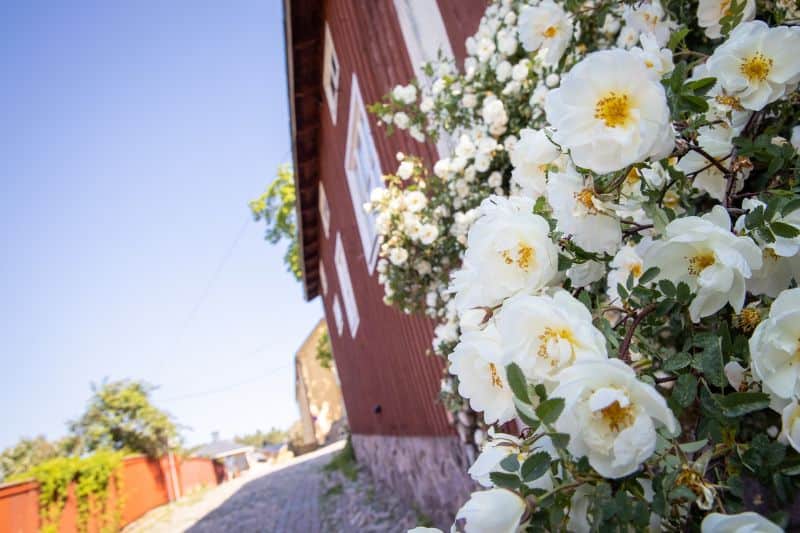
<box><xmin>319</xmin><ymin>258</ymin><xmax>328</xmax><ymax>295</ymax></box>
<box><xmin>344</xmin><ymin>74</ymin><xmax>383</xmax><ymax>273</ymax></box>
<box><xmin>332</xmin><ymin>294</ymin><xmax>344</xmax><ymax>336</ymax></box>
<box><xmin>318</xmin><ymin>181</ymin><xmax>330</xmax><ymax>238</ymax></box>
<box><xmin>334</xmin><ymin>233</ymin><xmax>360</xmax><ymax>337</ymax></box>
<box><xmin>393</xmin><ymin>0</ymin><xmax>456</xmax><ymax>158</ymax></box>
<box><xmin>322</xmin><ymin>22</ymin><xmax>340</xmax><ymax>124</ymax></box>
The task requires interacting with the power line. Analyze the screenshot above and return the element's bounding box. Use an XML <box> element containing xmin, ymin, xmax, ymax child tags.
<box><xmin>160</xmin><ymin>363</ymin><xmax>293</xmax><ymax>403</ymax></box>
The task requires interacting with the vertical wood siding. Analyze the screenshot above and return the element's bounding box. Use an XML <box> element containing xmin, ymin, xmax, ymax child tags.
<box><xmin>315</xmin><ymin>0</ymin><xmax>484</xmax><ymax>436</ymax></box>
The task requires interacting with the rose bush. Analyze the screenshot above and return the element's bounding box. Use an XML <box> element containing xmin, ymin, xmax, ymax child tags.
<box><xmin>368</xmin><ymin>0</ymin><xmax>800</xmax><ymax>530</ymax></box>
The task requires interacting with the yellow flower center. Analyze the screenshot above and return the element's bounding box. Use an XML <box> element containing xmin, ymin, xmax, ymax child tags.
<box><xmin>720</xmin><ymin>0</ymin><xmax>732</xmax><ymax>15</ymax></box>
<box><xmin>543</xmin><ymin>26</ymin><xmax>558</xmax><ymax>38</ymax></box>
<box><xmin>663</xmin><ymin>189</ymin><xmax>680</xmax><ymax>210</ymax></box>
<box><xmin>687</xmin><ymin>251</ymin><xmax>716</xmax><ymax>275</ymax></box>
<box><xmin>644</xmin><ymin>59</ymin><xmax>655</xmax><ymax>69</ymax></box>
<box><xmin>630</xmin><ymin>263</ymin><xmax>643</xmax><ymax>278</ymax></box>
<box><xmin>600</xmin><ymin>400</ymin><xmax>635</xmax><ymax>432</ymax></box>
<box><xmin>594</xmin><ymin>92</ymin><xmax>632</xmax><ymax>128</ymax></box>
<box><xmin>489</xmin><ymin>362</ymin><xmax>503</xmax><ymax>389</ymax></box>
<box><xmin>537</xmin><ymin>327</ymin><xmax>576</xmax><ymax>367</ymax></box>
<box><xmin>733</xmin><ymin>308</ymin><xmax>761</xmax><ymax>332</ymax></box>
<box><xmin>740</xmin><ymin>53</ymin><xmax>773</xmax><ymax>83</ymax></box>
<box><xmin>575</xmin><ymin>188</ymin><xmax>598</xmax><ymax>212</ymax></box>
<box><xmin>715</xmin><ymin>94</ymin><xmax>744</xmax><ymax>111</ymax></box>
<box><xmin>501</xmin><ymin>242</ymin><xmax>536</xmax><ymax>271</ymax></box>
<box><xmin>625</xmin><ymin>167</ymin><xmax>642</xmax><ymax>185</ymax></box>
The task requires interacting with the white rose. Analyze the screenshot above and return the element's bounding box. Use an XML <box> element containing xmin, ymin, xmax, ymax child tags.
<box><xmin>468</xmin><ymin>431</ymin><xmax>524</xmax><ymax>487</ymax></box>
<box><xmin>389</xmin><ymin>247</ymin><xmax>409</xmax><ymax>266</ymax></box>
<box><xmin>455</xmin><ymin>488</ymin><xmax>526</xmax><ymax>533</ymax></box>
<box><xmin>449</xmin><ymin>324</ymin><xmax>516</xmax><ymax>424</ymax></box>
<box><xmin>781</xmin><ymin>400</ymin><xmax>800</xmax><ymax>453</ymax></box>
<box><xmin>452</xmin><ymin>196</ymin><xmax>559</xmax><ymax>312</ymax></box>
<box><xmin>496</xmin><ymin>60</ymin><xmax>512</xmax><ymax>82</ymax></box>
<box><xmin>553</xmin><ymin>359</ymin><xmax>678</xmax><ymax>479</ymax></box>
<box><xmin>518</xmin><ymin>0</ymin><xmax>573</xmax><ymax>66</ymax></box>
<box><xmin>498</xmin><ymin>33</ymin><xmax>518</xmax><ymax>56</ymax></box>
<box><xmin>644</xmin><ymin>206</ymin><xmax>762</xmax><ymax>322</ymax></box>
<box><xmin>606</xmin><ymin>240</ymin><xmax>649</xmax><ymax>304</ymax></box>
<box><xmin>477</xmin><ymin>37</ymin><xmax>496</xmax><ymax>63</ymax></box>
<box><xmin>419</xmin><ymin>223</ymin><xmax>439</xmax><ymax>245</ymax></box>
<box><xmin>545</xmin><ymin>49</ymin><xmax>673</xmax><ymax>174</ymax></box>
<box><xmin>396</xmin><ymin>161</ymin><xmax>414</xmax><ymax>180</ymax></box>
<box><xmin>510</xmin><ymin>128</ymin><xmax>561</xmax><ymax>198</ymax></box>
<box><xmin>700</xmin><ymin>512</ymin><xmax>781</xmax><ymax>533</ymax></box>
<box><xmin>567</xmin><ymin>260</ymin><xmax>605</xmax><ymax>288</ymax></box>
<box><xmin>546</xmin><ymin>166</ymin><xmax>622</xmax><ymax>255</ymax></box>
<box><xmin>545</xmin><ymin>73</ymin><xmax>560</xmax><ymax>88</ymax></box>
<box><xmin>455</xmin><ymin>134</ymin><xmax>477</xmax><ymax>159</ymax></box>
<box><xmin>462</xmin><ymin>93</ymin><xmax>478</xmax><ymax>109</ymax></box>
<box><xmin>750</xmin><ymin>288</ymin><xmax>800</xmax><ymax>400</ymax></box>
<box><xmin>405</xmin><ymin>190</ymin><xmax>427</xmax><ymax>212</ymax></box>
<box><xmin>697</xmin><ymin>0</ymin><xmax>755</xmax><ymax>39</ymax></box>
<box><xmin>496</xmin><ymin>290</ymin><xmax>608</xmax><ymax>385</ymax></box>
<box><xmin>482</xmin><ymin>97</ymin><xmax>508</xmax><ymax>128</ymax></box>
<box><xmin>677</xmin><ymin>123</ymin><xmax>744</xmax><ymax>202</ymax></box>
<box><xmin>511</xmin><ymin>62</ymin><xmax>529</xmax><ymax>81</ymax></box>
<box><xmin>707</xmin><ymin>21</ymin><xmax>800</xmax><ymax>111</ymax></box>
<box><xmin>617</xmin><ymin>25</ymin><xmax>640</xmax><ymax>49</ymax></box>
<box><xmin>488</xmin><ymin>171</ymin><xmax>503</xmax><ymax>188</ymax></box>
<box><xmin>419</xmin><ymin>96</ymin><xmax>434</xmax><ymax>113</ymax></box>
<box><xmin>630</xmin><ymin>32</ymin><xmax>674</xmax><ymax>80</ymax></box>
<box><xmin>394</xmin><ymin>111</ymin><xmax>410</xmax><ymax>129</ymax></box>
<box><xmin>792</xmin><ymin>125</ymin><xmax>800</xmax><ymax>152</ymax></box>
<box><xmin>433</xmin><ymin>158</ymin><xmax>450</xmax><ymax>178</ymax></box>
<box><xmin>622</xmin><ymin>0</ymin><xmax>675</xmax><ymax>47</ymax></box>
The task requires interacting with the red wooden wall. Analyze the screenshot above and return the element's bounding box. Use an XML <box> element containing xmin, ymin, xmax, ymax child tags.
<box><xmin>0</xmin><ymin>454</ymin><xmax>222</xmax><ymax>533</ymax></box>
<box><xmin>314</xmin><ymin>0</ymin><xmax>485</xmax><ymax>437</ymax></box>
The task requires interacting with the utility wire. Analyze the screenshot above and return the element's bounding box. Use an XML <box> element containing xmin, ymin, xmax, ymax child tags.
<box><xmin>160</xmin><ymin>362</ymin><xmax>293</xmax><ymax>403</ymax></box>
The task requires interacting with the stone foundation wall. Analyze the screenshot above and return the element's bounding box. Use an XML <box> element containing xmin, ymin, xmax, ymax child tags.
<box><xmin>351</xmin><ymin>434</ymin><xmax>475</xmax><ymax>528</ymax></box>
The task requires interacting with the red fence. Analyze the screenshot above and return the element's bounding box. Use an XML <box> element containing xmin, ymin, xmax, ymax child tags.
<box><xmin>0</xmin><ymin>454</ymin><xmax>223</xmax><ymax>533</ymax></box>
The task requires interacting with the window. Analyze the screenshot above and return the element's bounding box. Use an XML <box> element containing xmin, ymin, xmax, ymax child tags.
<box><xmin>393</xmin><ymin>0</ymin><xmax>454</xmax><ymax>78</ymax></box>
<box><xmin>318</xmin><ymin>181</ymin><xmax>330</xmax><ymax>238</ymax></box>
<box><xmin>319</xmin><ymin>258</ymin><xmax>328</xmax><ymax>295</ymax></box>
<box><xmin>322</xmin><ymin>23</ymin><xmax>340</xmax><ymax>124</ymax></box>
<box><xmin>334</xmin><ymin>233</ymin><xmax>360</xmax><ymax>337</ymax></box>
<box><xmin>344</xmin><ymin>75</ymin><xmax>383</xmax><ymax>272</ymax></box>
<box><xmin>332</xmin><ymin>294</ymin><xmax>344</xmax><ymax>336</ymax></box>
<box><xmin>393</xmin><ymin>0</ymin><xmax>456</xmax><ymax>157</ymax></box>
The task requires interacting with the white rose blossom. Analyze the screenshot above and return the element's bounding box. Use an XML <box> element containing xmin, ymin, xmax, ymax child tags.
<box><xmin>518</xmin><ymin>0</ymin><xmax>573</xmax><ymax>67</ymax></box>
<box><xmin>697</xmin><ymin>0</ymin><xmax>756</xmax><ymax>39</ymax></box>
<box><xmin>553</xmin><ymin>359</ymin><xmax>678</xmax><ymax>479</ymax></box>
<box><xmin>750</xmin><ymin>288</ymin><xmax>800</xmax><ymax>401</ymax></box>
<box><xmin>454</xmin><ymin>488</ymin><xmax>526</xmax><ymax>533</ymax></box>
<box><xmin>545</xmin><ymin>49</ymin><xmax>674</xmax><ymax>174</ymax></box>
<box><xmin>495</xmin><ymin>290</ymin><xmax>608</xmax><ymax>386</ymax></box>
<box><xmin>706</xmin><ymin>20</ymin><xmax>800</xmax><ymax>111</ymax></box>
<box><xmin>509</xmin><ymin>128</ymin><xmax>561</xmax><ymax>198</ymax></box>
<box><xmin>700</xmin><ymin>512</ymin><xmax>782</xmax><ymax>533</ymax></box>
<box><xmin>645</xmin><ymin>205</ymin><xmax>762</xmax><ymax>322</ymax></box>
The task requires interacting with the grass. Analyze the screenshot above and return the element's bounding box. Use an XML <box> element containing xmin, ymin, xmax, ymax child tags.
<box><xmin>323</xmin><ymin>436</ymin><xmax>358</xmax><ymax>481</ymax></box>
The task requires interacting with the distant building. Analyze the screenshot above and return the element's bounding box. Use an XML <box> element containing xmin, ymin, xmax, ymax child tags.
<box><xmin>284</xmin><ymin>0</ymin><xmax>485</xmax><ymax>526</ymax></box>
<box><xmin>293</xmin><ymin>319</ymin><xmax>347</xmax><ymax>453</ymax></box>
<box><xmin>194</xmin><ymin>439</ymin><xmax>254</xmax><ymax>479</ymax></box>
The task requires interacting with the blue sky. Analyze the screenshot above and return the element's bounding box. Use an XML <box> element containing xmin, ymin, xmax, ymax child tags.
<box><xmin>0</xmin><ymin>1</ymin><xmax>322</xmax><ymax>449</ymax></box>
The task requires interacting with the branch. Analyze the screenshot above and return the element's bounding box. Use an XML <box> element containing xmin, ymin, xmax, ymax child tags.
<box><xmin>686</xmin><ymin>143</ymin><xmax>730</xmax><ymax>176</ymax></box>
<box><xmin>619</xmin><ymin>303</ymin><xmax>657</xmax><ymax>362</ymax></box>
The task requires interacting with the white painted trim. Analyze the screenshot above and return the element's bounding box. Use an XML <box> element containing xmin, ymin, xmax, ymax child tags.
<box><xmin>343</xmin><ymin>74</ymin><xmax>382</xmax><ymax>273</ymax></box>
<box><xmin>319</xmin><ymin>257</ymin><xmax>328</xmax><ymax>295</ymax></box>
<box><xmin>322</xmin><ymin>22</ymin><xmax>340</xmax><ymax>124</ymax></box>
<box><xmin>334</xmin><ymin>233</ymin><xmax>360</xmax><ymax>337</ymax></box>
<box><xmin>318</xmin><ymin>181</ymin><xmax>330</xmax><ymax>238</ymax></box>
<box><xmin>332</xmin><ymin>294</ymin><xmax>344</xmax><ymax>336</ymax></box>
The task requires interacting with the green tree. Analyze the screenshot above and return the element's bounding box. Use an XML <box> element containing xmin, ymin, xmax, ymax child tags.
<box><xmin>315</xmin><ymin>327</ymin><xmax>333</xmax><ymax>369</ymax></box>
<box><xmin>69</xmin><ymin>380</ymin><xmax>179</xmax><ymax>457</ymax></box>
<box><xmin>249</xmin><ymin>164</ymin><xmax>301</xmax><ymax>281</ymax></box>
<box><xmin>234</xmin><ymin>427</ymin><xmax>288</xmax><ymax>447</ymax></box>
<box><xmin>0</xmin><ymin>436</ymin><xmax>61</xmax><ymax>481</ymax></box>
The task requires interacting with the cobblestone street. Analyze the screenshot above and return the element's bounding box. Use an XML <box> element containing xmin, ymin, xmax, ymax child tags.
<box><xmin>123</xmin><ymin>440</ymin><xmax>419</xmax><ymax>533</ymax></box>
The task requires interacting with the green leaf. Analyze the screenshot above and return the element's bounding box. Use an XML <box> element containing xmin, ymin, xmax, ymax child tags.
<box><xmin>506</xmin><ymin>363</ymin><xmax>530</xmax><ymax>404</ymax></box>
<box><xmin>678</xmin><ymin>439</ymin><xmax>708</xmax><ymax>454</ymax></box>
<box><xmin>673</xmin><ymin>374</ymin><xmax>698</xmax><ymax>407</ymax></box>
<box><xmin>500</xmin><ymin>454</ymin><xmax>520</xmax><ymax>472</ymax></box>
<box><xmin>490</xmin><ymin>471</ymin><xmax>521</xmax><ymax>490</ymax></box>
<box><xmin>718</xmin><ymin>392</ymin><xmax>770</xmax><ymax>417</ymax></box>
<box><xmin>662</xmin><ymin>352</ymin><xmax>692</xmax><ymax>372</ymax></box>
<box><xmin>699</xmin><ymin>339</ymin><xmax>725</xmax><ymax>388</ymax></box>
<box><xmin>658</xmin><ymin>279</ymin><xmax>676</xmax><ymax>298</ymax></box>
<box><xmin>521</xmin><ymin>451</ymin><xmax>552</xmax><ymax>482</ymax></box>
<box><xmin>685</xmin><ymin>77</ymin><xmax>716</xmax><ymax>94</ymax></box>
<box><xmin>536</xmin><ymin>398</ymin><xmax>566</xmax><ymax>425</ymax></box>
<box><xmin>676</xmin><ymin>282</ymin><xmax>692</xmax><ymax>304</ymax></box>
<box><xmin>638</xmin><ymin>267</ymin><xmax>660</xmax><ymax>285</ymax></box>
<box><xmin>515</xmin><ymin>405</ymin><xmax>540</xmax><ymax>431</ymax></box>
<box><xmin>548</xmin><ymin>432</ymin><xmax>570</xmax><ymax>449</ymax></box>
<box><xmin>781</xmin><ymin>198</ymin><xmax>800</xmax><ymax>217</ymax></box>
<box><xmin>771</xmin><ymin>221</ymin><xmax>800</xmax><ymax>239</ymax></box>
<box><xmin>667</xmin><ymin>28</ymin><xmax>690</xmax><ymax>50</ymax></box>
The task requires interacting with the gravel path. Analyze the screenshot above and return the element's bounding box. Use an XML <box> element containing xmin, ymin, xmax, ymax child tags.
<box><xmin>123</xmin><ymin>440</ymin><xmax>420</xmax><ymax>533</ymax></box>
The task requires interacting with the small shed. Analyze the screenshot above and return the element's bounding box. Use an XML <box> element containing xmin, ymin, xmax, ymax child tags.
<box><xmin>194</xmin><ymin>440</ymin><xmax>254</xmax><ymax>479</ymax></box>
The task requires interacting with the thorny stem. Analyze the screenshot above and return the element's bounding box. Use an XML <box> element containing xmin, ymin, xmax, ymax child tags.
<box><xmin>686</xmin><ymin>143</ymin><xmax>730</xmax><ymax>176</ymax></box>
<box><xmin>619</xmin><ymin>303</ymin><xmax>658</xmax><ymax>362</ymax></box>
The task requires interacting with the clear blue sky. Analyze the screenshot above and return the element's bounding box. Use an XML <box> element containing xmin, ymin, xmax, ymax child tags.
<box><xmin>0</xmin><ymin>1</ymin><xmax>323</xmax><ymax>449</ymax></box>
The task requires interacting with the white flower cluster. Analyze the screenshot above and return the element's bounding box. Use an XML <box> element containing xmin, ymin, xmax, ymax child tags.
<box><xmin>394</xmin><ymin>0</ymin><xmax>800</xmax><ymax>531</ymax></box>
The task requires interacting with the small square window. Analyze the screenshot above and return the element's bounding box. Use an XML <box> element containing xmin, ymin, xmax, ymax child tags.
<box><xmin>322</xmin><ymin>23</ymin><xmax>340</xmax><ymax>124</ymax></box>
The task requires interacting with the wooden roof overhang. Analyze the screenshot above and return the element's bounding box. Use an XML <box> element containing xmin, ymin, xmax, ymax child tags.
<box><xmin>284</xmin><ymin>0</ymin><xmax>323</xmax><ymax>301</ymax></box>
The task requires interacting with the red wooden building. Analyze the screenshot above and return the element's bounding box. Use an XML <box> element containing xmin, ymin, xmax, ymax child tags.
<box><xmin>283</xmin><ymin>0</ymin><xmax>485</xmax><ymax>524</ymax></box>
